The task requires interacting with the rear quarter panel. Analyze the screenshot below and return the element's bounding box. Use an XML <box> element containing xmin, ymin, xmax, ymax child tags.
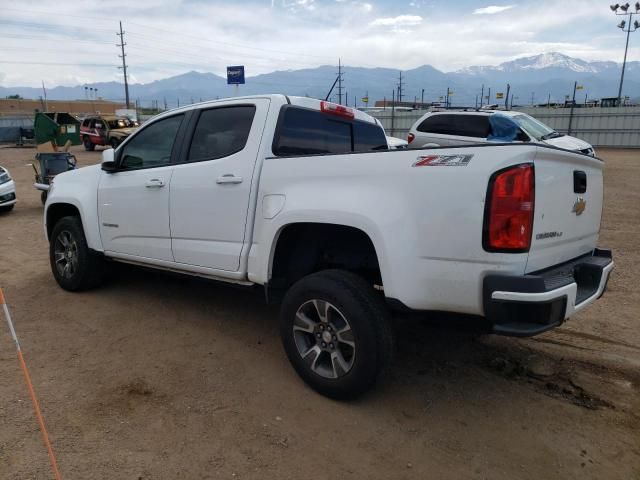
<box><xmin>250</xmin><ymin>144</ymin><xmax>541</xmax><ymax>314</ymax></box>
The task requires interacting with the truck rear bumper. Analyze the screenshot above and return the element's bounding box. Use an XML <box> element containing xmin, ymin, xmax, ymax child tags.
<box><xmin>483</xmin><ymin>248</ymin><xmax>614</xmax><ymax>337</ymax></box>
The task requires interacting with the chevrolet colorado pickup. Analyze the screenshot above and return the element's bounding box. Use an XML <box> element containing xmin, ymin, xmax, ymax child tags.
<box><xmin>44</xmin><ymin>95</ymin><xmax>614</xmax><ymax>399</ymax></box>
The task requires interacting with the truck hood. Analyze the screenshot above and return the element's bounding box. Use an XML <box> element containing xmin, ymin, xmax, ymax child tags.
<box><xmin>52</xmin><ymin>163</ymin><xmax>102</xmax><ymax>188</ymax></box>
<box><xmin>542</xmin><ymin>134</ymin><xmax>591</xmax><ymax>152</ymax></box>
<box><xmin>110</xmin><ymin>128</ymin><xmax>136</xmax><ymax>138</ymax></box>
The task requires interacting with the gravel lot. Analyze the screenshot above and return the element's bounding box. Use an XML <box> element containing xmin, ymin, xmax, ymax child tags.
<box><xmin>0</xmin><ymin>145</ymin><xmax>638</xmax><ymax>479</ymax></box>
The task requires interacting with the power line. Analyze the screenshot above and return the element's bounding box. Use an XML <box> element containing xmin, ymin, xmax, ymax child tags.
<box><xmin>116</xmin><ymin>20</ymin><xmax>130</xmax><ymax>108</ymax></box>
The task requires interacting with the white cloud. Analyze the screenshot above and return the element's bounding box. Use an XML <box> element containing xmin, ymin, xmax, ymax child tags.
<box><xmin>369</xmin><ymin>15</ymin><xmax>422</xmax><ymax>27</ymax></box>
<box><xmin>473</xmin><ymin>5</ymin><xmax>514</xmax><ymax>15</ymax></box>
<box><xmin>0</xmin><ymin>0</ymin><xmax>635</xmax><ymax>88</ymax></box>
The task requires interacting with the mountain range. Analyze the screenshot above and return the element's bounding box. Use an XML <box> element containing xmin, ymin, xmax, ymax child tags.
<box><xmin>1</xmin><ymin>53</ymin><xmax>638</xmax><ymax>108</ymax></box>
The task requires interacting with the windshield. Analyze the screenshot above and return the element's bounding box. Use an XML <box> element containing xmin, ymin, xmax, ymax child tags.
<box><xmin>107</xmin><ymin>118</ymin><xmax>135</xmax><ymax>129</ymax></box>
<box><xmin>512</xmin><ymin>114</ymin><xmax>558</xmax><ymax>141</ymax></box>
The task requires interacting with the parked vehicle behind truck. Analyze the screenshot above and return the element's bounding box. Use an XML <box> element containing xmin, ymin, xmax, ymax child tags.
<box><xmin>408</xmin><ymin>110</ymin><xmax>595</xmax><ymax>156</ymax></box>
<box><xmin>44</xmin><ymin>95</ymin><xmax>613</xmax><ymax>399</ymax></box>
<box><xmin>80</xmin><ymin>115</ymin><xmax>138</xmax><ymax>151</ymax></box>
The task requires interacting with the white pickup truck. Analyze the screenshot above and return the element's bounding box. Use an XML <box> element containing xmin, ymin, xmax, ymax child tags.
<box><xmin>44</xmin><ymin>95</ymin><xmax>614</xmax><ymax>399</ymax></box>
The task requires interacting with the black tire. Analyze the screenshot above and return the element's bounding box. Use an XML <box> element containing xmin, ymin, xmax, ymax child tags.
<box><xmin>0</xmin><ymin>203</ymin><xmax>14</xmax><ymax>213</ymax></box>
<box><xmin>110</xmin><ymin>137</ymin><xmax>119</xmax><ymax>149</ymax></box>
<box><xmin>41</xmin><ymin>191</ymin><xmax>47</xmax><ymax>205</ymax></box>
<box><xmin>280</xmin><ymin>269</ymin><xmax>395</xmax><ymax>400</ymax></box>
<box><xmin>83</xmin><ymin>136</ymin><xmax>95</xmax><ymax>151</ymax></box>
<box><xmin>49</xmin><ymin>216</ymin><xmax>105</xmax><ymax>291</ymax></box>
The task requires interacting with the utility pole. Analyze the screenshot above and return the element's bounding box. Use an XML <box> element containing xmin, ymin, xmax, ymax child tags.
<box><xmin>547</xmin><ymin>93</ymin><xmax>551</xmax><ymax>108</ymax></box>
<box><xmin>568</xmin><ymin>81</ymin><xmax>578</xmax><ymax>135</ymax></box>
<box><xmin>116</xmin><ymin>20</ymin><xmax>131</xmax><ymax>109</ymax></box>
<box><xmin>337</xmin><ymin>58</ymin><xmax>344</xmax><ymax>105</ymax></box>
<box><xmin>41</xmin><ymin>81</ymin><xmax>48</xmax><ymax>111</ymax></box>
<box><xmin>397</xmin><ymin>71</ymin><xmax>404</xmax><ymax>104</ymax></box>
<box><xmin>505</xmin><ymin>83</ymin><xmax>511</xmax><ymax>110</ymax></box>
<box><xmin>480</xmin><ymin>84</ymin><xmax>484</xmax><ymax>108</ymax></box>
<box><xmin>421</xmin><ymin>88</ymin><xmax>424</xmax><ymax>107</ymax></box>
<box><xmin>487</xmin><ymin>87</ymin><xmax>491</xmax><ymax>106</ymax></box>
<box><xmin>530</xmin><ymin>92</ymin><xmax>535</xmax><ymax>106</ymax></box>
<box><xmin>391</xmin><ymin>89</ymin><xmax>395</xmax><ymax>136</ymax></box>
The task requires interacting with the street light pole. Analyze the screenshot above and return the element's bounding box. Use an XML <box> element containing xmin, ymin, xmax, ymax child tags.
<box><xmin>610</xmin><ymin>3</ymin><xmax>639</xmax><ymax>103</ymax></box>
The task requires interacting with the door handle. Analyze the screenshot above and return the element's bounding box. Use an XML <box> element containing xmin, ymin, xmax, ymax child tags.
<box><xmin>145</xmin><ymin>178</ymin><xmax>165</xmax><ymax>188</ymax></box>
<box><xmin>216</xmin><ymin>174</ymin><xmax>243</xmax><ymax>184</ymax></box>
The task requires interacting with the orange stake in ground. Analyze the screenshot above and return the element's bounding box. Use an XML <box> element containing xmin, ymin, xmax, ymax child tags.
<box><xmin>0</xmin><ymin>288</ymin><xmax>62</xmax><ymax>480</ymax></box>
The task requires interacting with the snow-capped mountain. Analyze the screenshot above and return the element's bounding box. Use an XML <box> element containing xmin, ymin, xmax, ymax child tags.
<box><xmin>458</xmin><ymin>53</ymin><xmax>603</xmax><ymax>75</ymax></box>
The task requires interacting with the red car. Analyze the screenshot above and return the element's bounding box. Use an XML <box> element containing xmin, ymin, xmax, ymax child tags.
<box><xmin>80</xmin><ymin>115</ymin><xmax>138</xmax><ymax>151</ymax></box>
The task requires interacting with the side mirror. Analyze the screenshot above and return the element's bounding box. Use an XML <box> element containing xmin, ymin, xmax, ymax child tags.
<box><xmin>101</xmin><ymin>148</ymin><xmax>117</xmax><ymax>173</ymax></box>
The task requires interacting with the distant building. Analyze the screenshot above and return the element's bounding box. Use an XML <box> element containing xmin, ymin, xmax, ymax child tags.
<box><xmin>0</xmin><ymin>98</ymin><xmax>126</xmax><ymax>117</ymax></box>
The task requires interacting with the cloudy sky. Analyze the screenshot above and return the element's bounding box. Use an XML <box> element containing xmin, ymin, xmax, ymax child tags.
<box><xmin>0</xmin><ymin>0</ymin><xmax>636</xmax><ymax>87</ymax></box>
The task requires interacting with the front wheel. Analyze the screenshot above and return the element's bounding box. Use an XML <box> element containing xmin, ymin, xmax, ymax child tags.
<box><xmin>280</xmin><ymin>269</ymin><xmax>395</xmax><ymax>400</ymax></box>
<box><xmin>83</xmin><ymin>136</ymin><xmax>95</xmax><ymax>151</ymax></box>
<box><xmin>49</xmin><ymin>216</ymin><xmax>105</xmax><ymax>291</ymax></box>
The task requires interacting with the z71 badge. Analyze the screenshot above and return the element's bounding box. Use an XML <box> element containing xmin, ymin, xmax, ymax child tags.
<box><xmin>413</xmin><ymin>154</ymin><xmax>473</xmax><ymax>167</ymax></box>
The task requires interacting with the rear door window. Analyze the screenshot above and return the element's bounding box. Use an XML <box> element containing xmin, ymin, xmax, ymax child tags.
<box><xmin>273</xmin><ymin>106</ymin><xmax>387</xmax><ymax>156</ymax></box>
<box><xmin>188</xmin><ymin>106</ymin><xmax>256</xmax><ymax>162</ymax></box>
<box><xmin>457</xmin><ymin>115</ymin><xmax>491</xmax><ymax>138</ymax></box>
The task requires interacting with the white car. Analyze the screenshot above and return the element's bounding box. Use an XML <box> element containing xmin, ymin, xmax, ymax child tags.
<box><xmin>44</xmin><ymin>95</ymin><xmax>613</xmax><ymax>399</ymax></box>
<box><xmin>0</xmin><ymin>166</ymin><xmax>16</xmax><ymax>212</ymax></box>
<box><xmin>386</xmin><ymin>135</ymin><xmax>408</xmax><ymax>149</ymax></box>
<box><xmin>407</xmin><ymin>110</ymin><xmax>595</xmax><ymax>156</ymax></box>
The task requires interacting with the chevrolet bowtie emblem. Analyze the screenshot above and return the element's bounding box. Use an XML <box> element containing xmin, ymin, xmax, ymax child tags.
<box><xmin>573</xmin><ymin>197</ymin><xmax>586</xmax><ymax>216</ymax></box>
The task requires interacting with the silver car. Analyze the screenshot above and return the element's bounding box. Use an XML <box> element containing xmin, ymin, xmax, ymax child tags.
<box><xmin>407</xmin><ymin>110</ymin><xmax>595</xmax><ymax>156</ymax></box>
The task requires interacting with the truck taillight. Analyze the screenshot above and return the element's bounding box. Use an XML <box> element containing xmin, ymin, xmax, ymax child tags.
<box><xmin>408</xmin><ymin>133</ymin><xmax>415</xmax><ymax>143</ymax></box>
<box><xmin>320</xmin><ymin>101</ymin><xmax>355</xmax><ymax>119</ymax></box>
<box><xmin>483</xmin><ymin>163</ymin><xmax>535</xmax><ymax>252</ymax></box>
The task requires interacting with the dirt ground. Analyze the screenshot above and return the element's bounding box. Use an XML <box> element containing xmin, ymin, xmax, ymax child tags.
<box><xmin>0</xmin><ymin>145</ymin><xmax>638</xmax><ymax>480</ymax></box>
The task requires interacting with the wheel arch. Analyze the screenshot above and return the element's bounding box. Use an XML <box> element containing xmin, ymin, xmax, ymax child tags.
<box><xmin>45</xmin><ymin>201</ymin><xmax>103</xmax><ymax>252</ymax></box>
<box><xmin>266</xmin><ymin>221</ymin><xmax>386</xmax><ymax>303</ymax></box>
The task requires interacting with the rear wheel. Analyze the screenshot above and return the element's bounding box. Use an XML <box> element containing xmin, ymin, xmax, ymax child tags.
<box><xmin>83</xmin><ymin>136</ymin><xmax>95</xmax><ymax>151</ymax></box>
<box><xmin>0</xmin><ymin>204</ymin><xmax>14</xmax><ymax>213</ymax></box>
<box><xmin>110</xmin><ymin>137</ymin><xmax>119</xmax><ymax>149</ymax></box>
<box><xmin>280</xmin><ymin>269</ymin><xmax>395</xmax><ymax>400</ymax></box>
<box><xmin>49</xmin><ymin>216</ymin><xmax>104</xmax><ymax>291</ymax></box>
<box><xmin>41</xmin><ymin>191</ymin><xmax>47</xmax><ymax>204</ymax></box>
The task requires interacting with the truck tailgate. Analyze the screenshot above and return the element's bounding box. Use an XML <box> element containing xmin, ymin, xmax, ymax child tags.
<box><xmin>526</xmin><ymin>146</ymin><xmax>604</xmax><ymax>273</ymax></box>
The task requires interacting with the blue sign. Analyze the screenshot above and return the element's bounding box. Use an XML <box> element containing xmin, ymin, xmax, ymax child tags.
<box><xmin>227</xmin><ymin>65</ymin><xmax>245</xmax><ymax>85</ymax></box>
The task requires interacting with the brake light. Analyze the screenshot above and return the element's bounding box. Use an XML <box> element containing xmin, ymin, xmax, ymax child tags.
<box><xmin>320</xmin><ymin>101</ymin><xmax>355</xmax><ymax>119</ymax></box>
<box><xmin>483</xmin><ymin>164</ymin><xmax>535</xmax><ymax>252</ymax></box>
<box><xmin>408</xmin><ymin>133</ymin><xmax>415</xmax><ymax>144</ymax></box>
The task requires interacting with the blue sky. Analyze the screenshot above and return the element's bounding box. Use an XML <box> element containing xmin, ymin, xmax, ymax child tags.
<box><xmin>0</xmin><ymin>0</ymin><xmax>637</xmax><ymax>86</ymax></box>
